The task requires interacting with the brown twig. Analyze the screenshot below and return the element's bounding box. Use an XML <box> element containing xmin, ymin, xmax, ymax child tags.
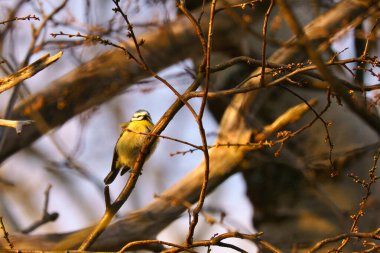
<box><xmin>119</xmin><ymin>239</ymin><xmax>196</xmax><ymax>253</ymax></box>
<box><xmin>185</xmin><ymin>0</ymin><xmax>217</xmax><ymax>246</ymax></box>
<box><xmin>125</xmin><ymin>128</ymin><xmax>201</xmax><ymax>151</ymax></box>
<box><xmin>162</xmin><ymin>231</ymin><xmax>281</xmax><ymax>253</ymax></box>
<box><xmin>278</xmin><ymin>84</ymin><xmax>335</xmax><ymax>173</ymax></box>
<box><xmin>0</xmin><ymin>0</ymin><xmax>30</xmax><ymax>41</ymax></box>
<box><xmin>50</xmin><ymin>32</ymin><xmax>130</xmax><ymax>55</ymax></box>
<box><xmin>0</xmin><ymin>217</ymin><xmax>13</xmax><ymax>249</ymax></box>
<box><xmin>190</xmin><ymin>55</ymin><xmax>380</xmax><ymax>99</ymax></box>
<box><xmin>260</xmin><ymin>0</ymin><xmax>275</xmax><ymax>87</ymax></box>
<box><xmin>361</xmin><ymin>17</ymin><xmax>380</xmax><ymax>57</ymax></box>
<box><xmin>335</xmin><ymin>148</ymin><xmax>380</xmax><ymax>251</ymax></box>
<box><xmin>0</xmin><ymin>14</ymin><xmax>39</xmax><ymax>25</ymax></box>
<box><xmin>308</xmin><ymin>228</ymin><xmax>380</xmax><ymax>253</ymax></box>
<box><xmin>154</xmin><ymin>194</ymin><xmax>221</xmax><ymax>227</ymax></box>
<box><xmin>177</xmin><ymin>0</ymin><xmax>207</xmax><ymax>63</ymax></box>
<box><xmin>21</xmin><ymin>184</ymin><xmax>59</xmax><ymax>234</ymax></box>
<box><xmin>118</xmin><ymin>231</ymin><xmax>274</xmax><ymax>253</ymax></box>
<box><xmin>215</xmin><ymin>0</ymin><xmax>262</xmax><ymax>14</ymax></box>
<box><xmin>170</xmin><ymin>140</ymin><xmax>275</xmax><ymax>156</ymax></box>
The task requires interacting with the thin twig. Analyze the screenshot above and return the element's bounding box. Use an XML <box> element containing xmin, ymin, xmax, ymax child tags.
<box><xmin>336</xmin><ymin>148</ymin><xmax>380</xmax><ymax>251</ymax></box>
<box><xmin>191</xmin><ymin>55</ymin><xmax>380</xmax><ymax>99</ymax></box>
<box><xmin>162</xmin><ymin>232</ymin><xmax>273</xmax><ymax>253</ymax></box>
<box><xmin>177</xmin><ymin>0</ymin><xmax>207</xmax><ymax>63</ymax></box>
<box><xmin>21</xmin><ymin>184</ymin><xmax>59</xmax><ymax>234</ymax></box>
<box><xmin>308</xmin><ymin>228</ymin><xmax>380</xmax><ymax>253</ymax></box>
<box><xmin>0</xmin><ymin>14</ymin><xmax>39</xmax><ymax>25</ymax></box>
<box><xmin>215</xmin><ymin>0</ymin><xmax>262</xmax><ymax>14</ymax></box>
<box><xmin>278</xmin><ymin>84</ymin><xmax>335</xmax><ymax>173</ymax></box>
<box><xmin>125</xmin><ymin>128</ymin><xmax>201</xmax><ymax>150</ymax></box>
<box><xmin>185</xmin><ymin>0</ymin><xmax>216</xmax><ymax>245</ymax></box>
<box><xmin>0</xmin><ymin>217</ymin><xmax>13</xmax><ymax>249</ymax></box>
<box><xmin>361</xmin><ymin>17</ymin><xmax>380</xmax><ymax>57</ymax></box>
<box><xmin>119</xmin><ymin>239</ymin><xmax>196</xmax><ymax>253</ymax></box>
<box><xmin>260</xmin><ymin>0</ymin><xmax>275</xmax><ymax>87</ymax></box>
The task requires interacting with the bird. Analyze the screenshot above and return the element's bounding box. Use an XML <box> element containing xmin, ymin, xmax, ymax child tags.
<box><xmin>104</xmin><ymin>110</ymin><xmax>158</xmax><ymax>185</ymax></box>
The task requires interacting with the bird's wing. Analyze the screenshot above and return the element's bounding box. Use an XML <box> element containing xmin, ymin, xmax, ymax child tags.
<box><xmin>103</xmin><ymin>131</ymin><xmax>124</xmax><ymax>185</ymax></box>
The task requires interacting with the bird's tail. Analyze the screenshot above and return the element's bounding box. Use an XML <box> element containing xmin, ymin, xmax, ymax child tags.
<box><xmin>104</xmin><ymin>169</ymin><xmax>119</xmax><ymax>185</ymax></box>
<box><xmin>120</xmin><ymin>166</ymin><xmax>131</xmax><ymax>176</ymax></box>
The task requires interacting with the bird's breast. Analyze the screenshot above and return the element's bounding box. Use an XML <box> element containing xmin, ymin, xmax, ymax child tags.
<box><xmin>116</xmin><ymin>121</ymin><xmax>154</xmax><ymax>167</ymax></box>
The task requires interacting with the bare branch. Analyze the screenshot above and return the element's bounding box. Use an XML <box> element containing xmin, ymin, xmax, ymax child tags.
<box><xmin>0</xmin><ymin>15</ymin><xmax>39</xmax><ymax>25</ymax></box>
<box><xmin>21</xmin><ymin>185</ymin><xmax>59</xmax><ymax>234</ymax></box>
<box><xmin>260</xmin><ymin>0</ymin><xmax>275</xmax><ymax>87</ymax></box>
<box><xmin>0</xmin><ymin>51</ymin><xmax>63</xmax><ymax>94</ymax></box>
<box><xmin>308</xmin><ymin>228</ymin><xmax>380</xmax><ymax>253</ymax></box>
<box><xmin>185</xmin><ymin>0</ymin><xmax>217</xmax><ymax>246</ymax></box>
<box><xmin>0</xmin><ymin>119</ymin><xmax>34</xmax><ymax>134</ymax></box>
<box><xmin>0</xmin><ymin>217</ymin><xmax>13</xmax><ymax>250</ymax></box>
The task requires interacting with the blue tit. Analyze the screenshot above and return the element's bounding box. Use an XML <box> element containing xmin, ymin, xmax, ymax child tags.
<box><xmin>104</xmin><ymin>110</ymin><xmax>158</xmax><ymax>185</ymax></box>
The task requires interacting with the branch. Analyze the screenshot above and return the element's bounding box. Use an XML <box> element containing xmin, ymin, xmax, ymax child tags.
<box><xmin>308</xmin><ymin>228</ymin><xmax>380</xmax><ymax>253</ymax></box>
<box><xmin>255</xmin><ymin>98</ymin><xmax>318</xmax><ymax>140</ymax></box>
<box><xmin>21</xmin><ymin>185</ymin><xmax>59</xmax><ymax>234</ymax></box>
<box><xmin>184</xmin><ymin>0</ymin><xmax>217</xmax><ymax>246</ymax></box>
<box><xmin>0</xmin><ymin>51</ymin><xmax>63</xmax><ymax>94</ymax></box>
<box><xmin>0</xmin><ymin>119</ymin><xmax>34</xmax><ymax>134</ymax></box>
<box><xmin>0</xmin><ymin>15</ymin><xmax>39</xmax><ymax>25</ymax></box>
<box><xmin>260</xmin><ymin>0</ymin><xmax>275</xmax><ymax>87</ymax></box>
<box><xmin>0</xmin><ymin>217</ymin><xmax>13</xmax><ymax>250</ymax></box>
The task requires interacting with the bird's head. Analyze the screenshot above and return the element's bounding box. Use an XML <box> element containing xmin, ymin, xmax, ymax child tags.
<box><xmin>131</xmin><ymin>109</ymin><xmax>152</xmax><ymax>123</ymax></box>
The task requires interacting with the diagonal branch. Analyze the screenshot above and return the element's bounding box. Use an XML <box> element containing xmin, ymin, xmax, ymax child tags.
<box><xmin>0</xmin><ymin>51</ymin><xmax>63</xmax><ymax>94</ymax></box>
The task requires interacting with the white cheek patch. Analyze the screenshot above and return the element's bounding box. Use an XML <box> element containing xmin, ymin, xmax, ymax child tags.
<box><xmin>131</xmin><ymin>111</ymin><xmax>152</xmax><ymax>122</ymax></box>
